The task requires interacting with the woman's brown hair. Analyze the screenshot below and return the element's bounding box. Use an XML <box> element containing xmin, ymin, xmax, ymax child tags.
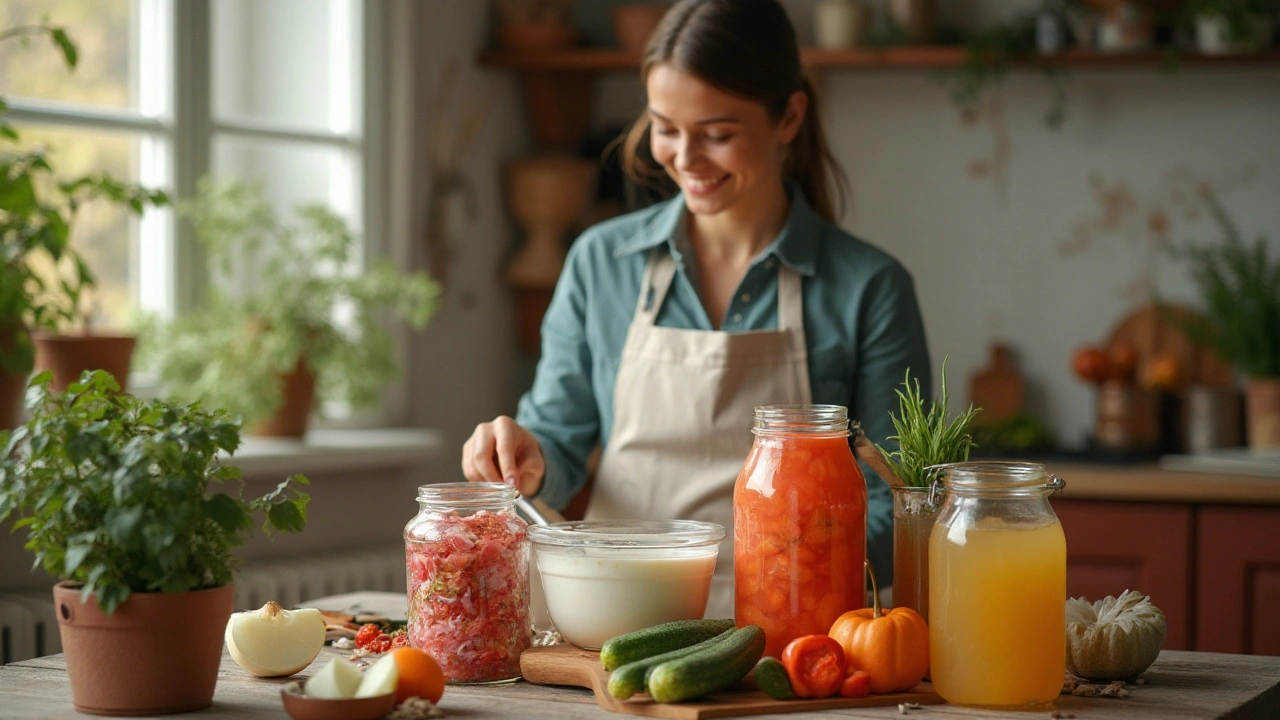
<box><xmin>620</xmin><ymin>0</ymin><xmax>849</xmax><ymax>223</ymax></box>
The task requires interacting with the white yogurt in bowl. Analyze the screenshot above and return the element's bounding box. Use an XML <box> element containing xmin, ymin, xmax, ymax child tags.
<box><xmin>527</xmin><ymin>520</ymin><xmax>725</xmax><ymax>650</ymax></box>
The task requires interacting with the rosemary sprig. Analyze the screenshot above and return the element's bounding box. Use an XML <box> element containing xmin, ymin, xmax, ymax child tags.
<box><xmin>875</xmin><ymin>359</ymin><xmax>982</xmax><ymax>488</ymax></box>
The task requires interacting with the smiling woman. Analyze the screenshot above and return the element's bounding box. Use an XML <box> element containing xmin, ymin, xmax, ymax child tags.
<box><xmin>462</xmin><ymin>0</ymin><xmax>932</xmax><ymax>621</ymax></box>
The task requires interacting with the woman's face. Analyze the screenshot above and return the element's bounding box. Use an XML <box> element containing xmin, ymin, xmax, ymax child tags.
<box><xmin>646</xmin><ymin>64</ymin><xmax>806</xmax><ymax>218</ymax></box>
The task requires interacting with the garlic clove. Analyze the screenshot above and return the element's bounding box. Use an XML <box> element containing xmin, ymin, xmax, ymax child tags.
<box><xmin>226</xmin><ymin>601</ymin><xmax>326</xmax><ymax>678</ymax></box>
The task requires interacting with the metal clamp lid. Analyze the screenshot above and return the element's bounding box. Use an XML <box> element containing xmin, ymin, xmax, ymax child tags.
<box><xmin>925</xmin><ymin>462</ymin><xmax>1066</xmax><ymax>506</ymax></box>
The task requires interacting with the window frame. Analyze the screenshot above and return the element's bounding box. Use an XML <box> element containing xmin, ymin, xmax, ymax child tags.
<box><xmin>3</xmin><ymin>0</ymin><xmax>407</xmax><ymax>425</ymax></box>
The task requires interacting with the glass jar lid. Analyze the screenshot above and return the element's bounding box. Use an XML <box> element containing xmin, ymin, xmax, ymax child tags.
<box><xmin>416</xmin><ymin>482</ymin><xmax>518</xmax><ymax>508</ymax></box>
<box><xmin>527</xmin><ymin>520</ymin><xmax>725</xmax><ymax>551</ymax></box>
<box><xmin>927</xmin><ymin>461</ymin><xmax>1065</xmax><ymax>504</ymax></box>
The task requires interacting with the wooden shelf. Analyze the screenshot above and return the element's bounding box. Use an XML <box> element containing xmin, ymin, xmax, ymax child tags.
<box><xmin>479</xmin><ymin>45</ymin><xmax>1280</xmax><ymax>72</ymax></box>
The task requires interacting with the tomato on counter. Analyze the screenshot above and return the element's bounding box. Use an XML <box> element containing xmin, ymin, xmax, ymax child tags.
<box><xmin>734</xmin><ymin>406</ymin><xmax>867</xmax><ymax>659</ymax></box>
<box><xmin>780</xmin><ymin>634</ymin><xmax>846</xmax><ymax>699</ymax></box>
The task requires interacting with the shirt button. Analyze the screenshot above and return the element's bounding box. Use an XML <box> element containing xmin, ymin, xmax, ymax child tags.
<box><xmin>731</xmin><ymin>312</ymin><xmax>744</xmax><ymax>323</ymax></box>
<box><xmin>740</xmin><ymin>293</ymin><xmax>751</xmax><ymax>303</ymax></box>
<box><xmin>764</xmin><ymin>258</ymin><xmax>777</xmax><ymax>269</ymax></box>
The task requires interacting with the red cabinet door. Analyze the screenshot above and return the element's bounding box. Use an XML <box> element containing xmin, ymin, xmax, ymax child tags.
<box><xmin>1196</xmin><ymin>506</ymin><xmax>1280</xmax><ymax>655</ymax></box>
<box><xmin>1052</xmin><ymin>500</ymin><xmax>1194</xmax><ymax>649</ymax></box>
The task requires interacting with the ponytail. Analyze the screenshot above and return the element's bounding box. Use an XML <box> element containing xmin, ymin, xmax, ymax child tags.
<box><xmin>786</xmin><ymin>73</ymin><xmax>849</xmax><ymax>224</ymax></box>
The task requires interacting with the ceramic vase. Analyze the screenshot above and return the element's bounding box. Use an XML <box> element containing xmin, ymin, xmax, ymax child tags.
<box><xmin>1246</xmin><ymin>378</ymin><xmax>1280</xmax><ymax>449</ymax></box>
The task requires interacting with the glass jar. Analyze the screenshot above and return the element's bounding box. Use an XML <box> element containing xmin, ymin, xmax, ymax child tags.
<box><xmin>404</xmin><ymin>482</ymin><xmax>530</xmax><ymax>684</ymax></box>
<box><xmin>734</xmin><ymin>405</ymin><xmax>867</xmax><ymax>659</ymax></box>
<box><xmin>927</xmin><ymin>462</ymin><xmax>1067</xmax><ymax>709</ymax></box>
<box><xmin>890</xmin><ymin>483</ymin><xmax>939</xmax><ymax>623</ymax></box>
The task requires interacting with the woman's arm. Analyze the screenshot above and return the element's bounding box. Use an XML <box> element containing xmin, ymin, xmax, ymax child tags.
<box><xmin>852</xmin><ymin>261</ymin><xmax>932</xmax><ymax>589</ymax></box>
<box><xmin>515</xmin><ymin>239</ymin><xmax>603</xmax><ymax>510</ymax></box>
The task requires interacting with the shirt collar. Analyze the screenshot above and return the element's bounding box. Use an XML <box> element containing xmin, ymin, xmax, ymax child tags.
<box><xmin>612</xmin><ymin>180</ymin><xmax>823</xmax><ymax>277</ymax></box>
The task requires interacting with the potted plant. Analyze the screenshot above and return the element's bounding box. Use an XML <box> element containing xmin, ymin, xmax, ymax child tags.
<box><xmin>495</xmin><ymin>0</ymin><xmax>579</xmax><ymax>51</ymax></box>
<box><xmin>1186</xmin><ymin>0</ymin><xmax>1277</xmax><ymax>54</ymax></box>
<box><xmin>0</xmin><ymin>369</ymin><xmax>310</xmax><ymax>715</ymax></box>
<box><xmin>143</xmin><ymin>178</ymin><xmax>439</xmax><ymax>437</ymax></box>
<box><xmin>1166</xmin><ymin>192</ymin><xmax>1280</xmax><ymax>448</ymax></box>
<box><xmin>0</xmin><ymin>24</ymin><xmax>167</xmax><ymax>421</ymax></box>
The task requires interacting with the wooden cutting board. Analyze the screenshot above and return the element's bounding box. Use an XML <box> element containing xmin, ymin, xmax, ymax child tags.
<box><xmin>519</xmin><ymin>644</ymin><xmax>943</xmax><ymax>719</ymax></box>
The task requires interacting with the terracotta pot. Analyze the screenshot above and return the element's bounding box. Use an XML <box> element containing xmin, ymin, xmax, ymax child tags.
<box><xmin>251</xmin><ymin>359</ymin><xmax>317</xmax><ymax>438</ymax></box>
<box><xmin>612</xmin><ymin>4</ymin><xmax>670</xmax><ymax>54</ymax></box>
<box><xmin>505</xmin><ymin>157</ymin><xmax>598</xmax><ymax>289</ymax></box>
<box><xmin>513</xmin><ymin>286</ymin><xmax>555</xmax><ymax>356</ymax></box>
<box><xmin>498</xmin><ymin>23</ymin><xmax>579</xmax><ymax>52</ymax></box>
<box><xmin>0</xmin><ymin>370</ymin><xmax>25</xmax><ymax>430</ymax></box>
<box><xmin>54</xmin><ymin>581</ymin><xmax>234</xmax><ymax>716</ymax></box>
<box><xmin>34</xmin><ymin>333</ymin><xmax>137</xmax><ymax>392</ymax></box>
<box><xmin>1246</xmin><ymin>378</ymin><xmax>1280</xmax><ymax>449</ymax></box>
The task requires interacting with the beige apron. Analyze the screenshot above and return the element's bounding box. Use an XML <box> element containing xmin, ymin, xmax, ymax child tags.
<box><xmin>585</xmin><ymin>248</ymin><xmax>812</xmax><ymax>620</ymax></box>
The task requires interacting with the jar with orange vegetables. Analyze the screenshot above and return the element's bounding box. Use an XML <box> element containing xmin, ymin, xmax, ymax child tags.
<box><xmin>734</xmin><ymin>405</ymin><xmax>867</xmax><ymax>659</ymax></box>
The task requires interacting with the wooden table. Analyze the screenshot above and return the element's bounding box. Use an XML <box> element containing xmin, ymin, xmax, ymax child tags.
<box><xmin>2</xmin><ymin>645</ymin><xmax>1278</xmax><ymax>719</ymax></box>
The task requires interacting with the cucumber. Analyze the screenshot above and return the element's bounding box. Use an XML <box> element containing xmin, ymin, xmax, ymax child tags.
<box><xmin>599</xmin><ymin>618</ymin><xmax>736</xmax><ymax>671</ymax></box>
<box><xmin>753</xmin><ymin>657</ymin><xmax>794</xmax><ymax>700</ymax></box>
<box><xmin>646</xmin><ymin>625</ymin><xmax>767</xmax><ymax>703</ymax></box>
<box><xmin>607</xmin><ymin>628</ymin><xmax>735</xmax><ymax>699</ymax></box>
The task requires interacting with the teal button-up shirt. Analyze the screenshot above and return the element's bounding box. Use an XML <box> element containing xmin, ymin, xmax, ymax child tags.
<box><xmin>517</xmin><ymin>184</ymin><xmax>931</xmax><ymax>586</ymax></box>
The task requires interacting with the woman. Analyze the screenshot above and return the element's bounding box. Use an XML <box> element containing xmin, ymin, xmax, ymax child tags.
<box><xmin>463</xmin><ymin>0</ymin><xmax>930</xmax><ymax>618</ymax></box>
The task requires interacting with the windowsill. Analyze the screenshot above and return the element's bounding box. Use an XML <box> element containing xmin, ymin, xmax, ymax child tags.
<box><xmin>225</xmin><ymin>427</ymin><xmax>445</xmax><ymax>479</ymax></box>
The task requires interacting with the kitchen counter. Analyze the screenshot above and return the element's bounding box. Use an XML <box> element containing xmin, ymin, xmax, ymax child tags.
<box><xmin>1048</xmin><ymin>462</ymin><xmax>1280</xmax><ymax>504</ymax></box>
<box><xmin>2</xmin><ymin>645</ymin><xmax>1277</xmax><ymax>719</ymax></box>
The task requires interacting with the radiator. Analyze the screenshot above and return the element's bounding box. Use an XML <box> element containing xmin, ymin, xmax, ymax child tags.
<box><xmin>0</xmin><ymin>546</ymin><xmax>405</xmax><ymax>665</ymax></box>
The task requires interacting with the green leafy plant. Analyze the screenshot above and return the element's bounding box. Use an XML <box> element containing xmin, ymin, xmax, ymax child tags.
<box><xmin>0</xmin><ymin>23</ymin><xmax>167</xmax><ymax>375</ymax></box>
<box><xmin>0</xmin><ymin>370</ymin><xmax>310</xmax><ymax>614</ymax></box>
<box><xmin>1185</xmin><ymin>0</ymin><xmax>1279</xmax><ymax>46</ymax></box>
<box><xmin>143</xmin><ymin>178</ymin><xmax>440</xmax><ymax>425</ymax></box>
<box><xmin>876</xmin><ymin>360</ymin><xmax>982</xmax><ymax>488</ymax></box>
<box><xmin>939</xmin><ymin>11</ymin><xmax>1071</xmax><ymax>130</ymax></box>
<box><xmin>1164</xmin><ymin>192</ymin><xmax>1280</xmax><ymax>379</ymax></box>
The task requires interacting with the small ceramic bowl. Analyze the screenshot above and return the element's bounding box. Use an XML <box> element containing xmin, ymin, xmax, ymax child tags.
<box><xmin>280</xmin><ymin>682</ymin><xmax>396</xmax><ymax>720</ymax></box>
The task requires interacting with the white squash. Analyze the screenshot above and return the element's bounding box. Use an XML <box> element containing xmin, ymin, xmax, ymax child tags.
<box><xmin>304</xmin><ymin>657</ymin><xmax>363</xmax><ymax>699</ymax></box>
<box><xmin>1066</xmin><ymin>589</ymin><xmax>1167</xmax><ymax>681</ymax></box>
<box><xmin>355</xmin><ymin>653</ymin><xmax>399</xmax><ymax>698</ymax></box>
<box><xmin>225</xmin><ymin>601</ymin><xmax>326</xmax><ymax>678</ymax></box>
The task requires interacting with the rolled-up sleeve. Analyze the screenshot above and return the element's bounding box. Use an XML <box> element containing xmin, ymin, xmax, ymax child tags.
<box><xmin>852</xmin><ymin>261</ymin><xmax>932</xmax><ymax>589</ymax></box>
<box><xmin>516</xmin><ymin>239</ymin><xmax>602</xmax><ymax>510</ymax></box>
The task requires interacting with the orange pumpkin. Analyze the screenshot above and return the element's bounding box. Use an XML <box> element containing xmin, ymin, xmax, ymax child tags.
<box><xmin>827</xmin><ymin>561</ymin><xmax>930</xmax><ymax>694</ymax></box>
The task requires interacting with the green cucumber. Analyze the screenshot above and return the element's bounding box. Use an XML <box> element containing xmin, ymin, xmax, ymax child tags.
<box><xmin>646</xmin><ymin>625</ymin><xmax>767</xmax><ymax>703</ymax></box>
<box><xmin>607</xmin><ymin>628</ymin><xmax>735</xmax><ymax>699</ymax></box>
<box><xmin>599</xmin><ymin>618</ymin><xmax>736</xmax><ymax>671</ymax></box>
<box><xmin>753</xmin><ymin>656</ymin><xmax>794</xmax><ymax>700</ymax></box>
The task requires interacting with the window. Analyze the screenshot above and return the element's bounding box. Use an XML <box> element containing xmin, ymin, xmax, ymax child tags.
<box><xmin>0</xmin><ymin>0</ymin><xmax>366</xmax><ymax>326</ymax></box>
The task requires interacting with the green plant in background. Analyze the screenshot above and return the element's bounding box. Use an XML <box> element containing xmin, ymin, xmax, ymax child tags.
<box><xmin>1185</xmin><ymin>0</ymin><xmax>1280</xmax><ymax>46</ymax></box>
<box><xmin>0</xmin><ymin>23</ymin><xmax>167</xmax><ymax>375</ymax></box>
<box><xmin>0</xmin><ymin>22</ymin><xmax>77</xmax><ymax>141</ymax></box>
<box><xmin>939</xmin><ymin>10</ymin><xmax>1071</xmax><ymax>130</ymax></box>
<box><xmin>142</xmin><ymin>178</ymin><xmax>441</xmax><ymax>425</ymax></box>
<box><xmin>876</xmin><ymin>360</ymin><xmax>982</xmax><ymax>488</ymax></box>
<box><xmin>969</xmin><ymin>412</ymin><xmax>1057</xmax><ymax>456</ymax></box>
<box><xmin>1165</xmin><ymin>191</ymin><xmax>1280</xmax><ymax>379</ymax></box>
<box><xmin>0</xmin><ymin>370</ymin><xmax>309</xmax><ymax>614</ymax></box>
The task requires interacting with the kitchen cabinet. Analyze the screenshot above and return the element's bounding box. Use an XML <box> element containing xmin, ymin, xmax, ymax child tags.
<box><xmin>1196</xmin><ymin>506</ymin><xmax>1280</xmax><ymax>655</ymax></box>
<box><xmin>1053</xmin><ymin>500</ymin><xmax>1194</xmax><ymax>649</ymax></box>
<box><xmin>1050</xmin><ymin>463</ymin><xmax>1280</xmax><ymax>655</ymax></box>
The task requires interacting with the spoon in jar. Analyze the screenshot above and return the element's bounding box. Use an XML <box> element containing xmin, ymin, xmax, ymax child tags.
<box><xmin>515</xmin><ymin>496</ymin><xmax>550</xmax><ymax>526</ymax></box>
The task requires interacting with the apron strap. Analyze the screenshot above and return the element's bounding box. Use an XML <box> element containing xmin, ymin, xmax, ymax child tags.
<box><xmin>633</xmin><ymin>249</ymin><xmax>678</xmax><ymax>327</ymax></box>
<box><xmin>776</xmin><ymin>263</ymin><xmax>804</xmax><ymax>332</ymax></box>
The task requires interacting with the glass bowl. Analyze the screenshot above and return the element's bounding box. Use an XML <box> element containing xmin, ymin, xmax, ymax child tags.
<box><xmin>527</xmin><ymin>520</ymin><xmax>726</xmax><ymax>650</ymax></box>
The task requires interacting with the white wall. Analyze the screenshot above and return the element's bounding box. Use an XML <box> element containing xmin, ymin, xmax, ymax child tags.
<box><xmin>412</xmin><ymin>0</ymin><xmax>1280</xmax><ymax>453</ymax></box>
<box><xmin>408</xmin><ymin>1</ymin><xmax>531</xmax><ymax>462</ymax></box>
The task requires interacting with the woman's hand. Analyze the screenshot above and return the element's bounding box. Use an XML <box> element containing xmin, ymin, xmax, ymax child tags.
<box><xmin>461</xmin><ymin>415</ymin><xmax>546</xmax><ymax>497</ymax></box>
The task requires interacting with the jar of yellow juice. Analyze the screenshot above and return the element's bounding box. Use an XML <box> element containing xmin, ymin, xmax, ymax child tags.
<box><xmin>927</xmin><ymin>462</ymin><xmax>1066</xmax><ymax>710</ymax></box>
